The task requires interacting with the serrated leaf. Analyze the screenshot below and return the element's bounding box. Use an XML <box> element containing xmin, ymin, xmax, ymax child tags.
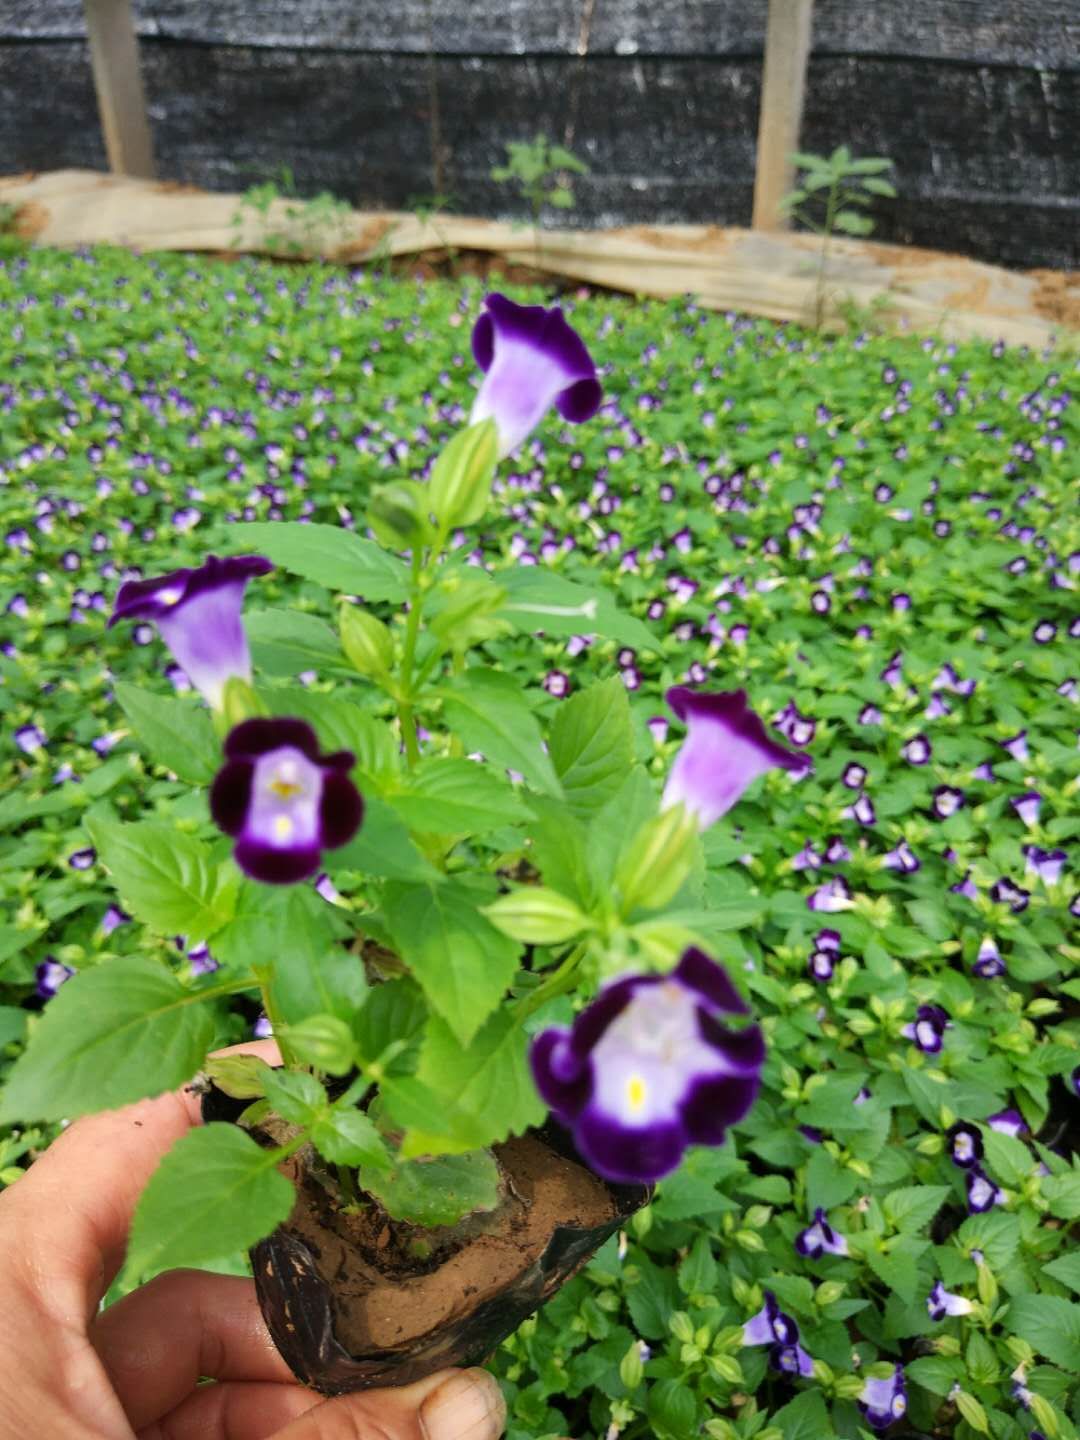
<box><xmin>981</xmin><ymin>1128</ymin><xmax>1032</xmax><ymax>1188</ymax></box>
<box><xmin>438</xmin><ymin>669</ymin><xmax>561</xmax><ymax>795</ymax></box>
<box><xmin>113</xmin><ymin>682</ymin><xmax>219</xmax><ymax>783</ymax></box>
<box><xmin>548</xmin><ymin>676</ymin><xmax>634</xmax><ymax>820</ymax></box>
<box><xmin>262</xmin><ymin>1068</ymin><xmax>326</xmax><ymax>1126</ymax></box>
<box><xmin>416</xmin><ymin>1009</ymin><xmax>544</xmax><ymax>1152</ymax></box>
<box><xmin>388</xmin><ymin>756</ymin><xmax>524</xmax><ymax>834</ymax></box>
<box><xmin>226</xmin><ymin>521</ymin><xmax>409</xmax><ymax>602</ymax></box>
<box><xmin>125</xmin><ymin>1123</ymin><xmax>294</xmax><ymax>1280</ymax></box>
<box><xmin>310</xmin><ymin>1106</ymin><xmax>389</xmax><ymax>1168</ymax></box>
<box><xmin>330</xmin><ymin>796</ymin><xmax>440</xmax><ymax>881</ymax></box>
<box><xmin>1006</xmin><ymin>1294</ymin><xmax>1080</xmax><ymax>1371</ymax></box>
<box><xmin>1044</xmin><ymin>1251</ymin><xmax>1080</xmax><ymax>1294</ymax></box>
<box><xmin>770</xmin><ymin>1386</ymin><xmax>832</xmax><ymax>1439</ymax></box>
<box><xmin>883</xmin><ymin>1185</ymin><xmax>950</xmax><ymax>1234</ymax></box>
<box><xmin>85</xmin><ymin>814</ymin><xmax>238</xmax><ymax>941</ymax></box>
<box><xmin>383</xmin><ymin>879</ymin><xmax>521</xmax><ymax>1045</ymax></box>
<box><xmin>0</xmin><ymin>958</ymin><xmax>216</xmax><ymax>1123</ymax></box>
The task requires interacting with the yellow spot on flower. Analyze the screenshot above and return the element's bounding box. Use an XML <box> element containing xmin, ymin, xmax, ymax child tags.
<box><xmin>269</xmin><ymin>779</ymin><xmax>301</xmax><ymax>798</ymax></box>
<box><xmin>627</xmin><ymin>1075</ymin><xmax>647</xmax><ymax>1112</ymax></box>
<box><xmin>273</xmin><ymin>815</ymin><xmax>294</xmax><ymax>841</ymax></box>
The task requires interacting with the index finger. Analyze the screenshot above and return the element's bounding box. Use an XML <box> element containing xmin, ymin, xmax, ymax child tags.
<box><xmin>0</xmin><ymin>1038</ymin><xmax>281</xmax><ymax>1325</ymax></box>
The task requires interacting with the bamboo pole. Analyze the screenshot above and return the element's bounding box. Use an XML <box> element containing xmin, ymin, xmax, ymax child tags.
<box><xmin>84</xmin><ymin>0</ymin><xmax>155</xmax><ymax>178</ymax></box>
<box><xmin>752</xmin><ymin>0</ymin><xmax>814</xmax><ymax>232</ymax></box>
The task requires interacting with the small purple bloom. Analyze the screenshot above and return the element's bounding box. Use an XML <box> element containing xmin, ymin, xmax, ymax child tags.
<box><xmin>795</xmin><ymin>1207</ymin><xmax>848</xmax><ymax>1258</ymax></box>
<box><xmin>109</xmin><ymin>554</ymin><xmax>273</xmax><ymax>710</ymax></box>
<box><xmin>210</xmin><ymin>717</ymin><xmax>364</xmax><ymax>884</ymax></box>
<box><xmin>542</xmin><ymin>670</ymin><xmax>571</xmax><ymax>699</ymax></box>
<box><xmin>1000</xmin><ymin>729</ymin><xmax>1029</xmax><ymax>762</ymax></box>
<box><xmin>470</xmin><ymin>293</ymin><xmax>601</xmax><ymax>458</ymax></box>
<box><xmin>1023</xmin><ymin>845</ymin><xmax>1066</xmax><ymax>886</ymax></box>
<box><xmin>100</xmin><ymin>904</ymin><xmax>131</xmax><ymax>936</ymax></box>
<box><xmin>950</xmin><ymin>869</ymin><xmax>979</xmax><ymax>902</ymax></box>
<box><xmin>972</xmin><ymin>937</ymin><xmax>1006</xmax><ymax>979</ymax></box>
<box><xmin>902</xmin><ymin>1004</ymin><xmax>951</xmax><ymax>1053</ymax></box>
<box><xmin>991</xmin><ymin>877</ymin><xmax>1030</xmax><ymax>913</ymax></box>
<box><xmin>807</xmin><ymin>876</ymin><xmax>853</xmax><ymax>912</ymax></box>
<box><xmin>932</xmin><ymin>786</ymin><xmax>965</xmax><ymax>819</ymax></box>
<box><xmin>966</xmin><ymin>1167</ymin><xmax>1005</xmax><ymax>1213</ymax></box>
<box><xmin>883</xmin><ymin>839</ymin><xmax>921</xmax><ymax>873</ymax></box>
<box><xmin>858</xmin><ymin>1365</ymin><xmax>907</xmax><ymax>1430</ymax></box>
<box><xmin>530</xmin><ymin>947</ymin><xmax>764</xmax><ymax>1184</ymax></box>
<box><xmin>770</xmin><ymin>1340</ymin><xmax>815</xmax><ymax>1377</ymax></box>
<box><xmin>187</xmin><ymin>942</ymin><xmax>220</xmax><ymax>976</ymax></box>
<box><xmin>859</xmin><ymin>704</ymin><xmax>883</xmax><ymax>725</ymax></box>
<box><xmin>842</xmin><ymin>763</ymin><xmax>867</xmax><ymax>789</ymax></box>
<box><xmin>742</xmin><ymin>1291</ymin><xmax>798</xmax><ymax>1347</ymax></box>
<box><xmin>988</xmin><ymin>1108</ymin><xmax>1026</xmax><ymax>1138</ymax></box>
<box><xmin>816</xmin><ymin>928</ymin><xmax>841</xmax><ymax>952</ymax></box>
<box><xmin>68</xmin><ymin>847</ymin><xmax>97</xmax><ymax>871</ymax></box>
<box><xmin>35</xmin><ymin>957</ymin><xmax>75</xmax><ymax>1000</ymax></box>
<box><xmin>808</xmin><ymin>948</ymin><xmax>835</xmax><ymax>982</ymax></box>
<box><xmin>902</xmin><ymin>734</ymin><xmax>932</xmax><ymax>765</ymax></box>
<box><xmin>946</xmin><ymin>1121</ymin><xmax>983</xmax><ymax>1169</ymax></box>
<box><xmin>846</xmin><ymin>792</ymin><xmax>876</xmax><ymax>826</ymax></box>
<box><xmin>15</xmin><ymin>724</ymin><xmax>46</xmax><ymax>755</ymax></box>
<box><xmin>927</xmin><ymin>1281</ymin><xmax>974</xmax><ymax>1320</ymax></box>
<box><xmin>253</xmin><ymin>1013</ymin><xmax>274</xmax><ymax>1039</ymax></box>
<box><xmin>662</xmin><ymin>687</ymin><xmax>808</xmax><ymax>830</ymax></box>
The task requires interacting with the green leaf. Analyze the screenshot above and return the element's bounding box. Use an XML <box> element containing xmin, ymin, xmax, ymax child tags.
<box><xmin>1006</xmin><ymin>1294</ymin><xmax>1080</xmax><ymax>1371</ymax></box>
<box><xmin>226</xmin><ymin>521</ymin><xmax>409</xmax><ymax>602</ymax></box>
<box><xmin>883</xmin><ymin>1185</ymin><xmax>950</xmax><ymax>1234</ymax></box>
<box><xmin>1042</xmin><ymin>1171</ymin><xmax>1080</xmax><ymax>1220</ymax></box>
<box><xmin>85</xmin><ymin>814</ymin><xmax>239</xmax><ymax>942</ymax></box>
<box><xmin>806</xmin><ymin>1147</ymin><xmax>859</xmax><ymax>1211</ymax></box>
<box><xmin>0</xmin><ymin>958</ymin><xmax>216</xmax><ymax>1123</ymax></box>
<box><xmin>770</xmin><ymin>1386</ymin><xmax>832</xmax><ymax>1440</ymax></box>
<box><xmin>677</xmin><ymin>1233</ymin><xmax>718</xmax><ymax>1295</ymax></box>
<box><xmin>496</xmin><ymin>569</ymin><xmax>656</xmax><ymax>651</ymax></box>
<box><xmin>862</xmin><ymin>1239</ymin><xmax>929</xmax><ymax>1304</ymax></box>
<box><xmin>246</xmin><ymin>609</ymin><xmax>350</xmax><ymax>677</ymax></box>
<box><xmin>263</xmin><ymin>690</ymin><xmax>399</xmax><ymax>785</ymax></box>
<box><xmin>352</xmin><ymin>978</ymin><xmax>427</xmax><ymax>1070</ymax></box>
<box><xmin>981</xmin><ymin>1128</ymin><xmax>1032</xmax><ymax>1188</ymax></box>
<box><xmin>382</xmin><ymin>879</ymin><xmax>522</xmax><ymax>1045</ymax></box>
<box><xmin>310</xmin><ymin>1106</ymin><xmax>389</xmax><ymax>1169</ymax></box>
<box><xmin>113</xmin><ymin>682</ymin><xmax>219</xmax><ymax>783</ymax></box>
<box><xmin>125</xmin><ymin>1123</ymin><xmax>295</xmax><ymax>1280</ymax></box>
<box><xmin>388</xmin><ymin>756</ymin><xmax>524</xmax><ymax>834</ymax></box>
<box><xmin>438</xmin><ymin>669</ymin><xmax>561</xmax><ymax>795</ymax></box>
<box><xmin>330</xmin><ymin>795</ymin><xmax>440</xmax><ymax>881</ymax></box>
<box><xmin>359</xmin><ymin>1149</ymin><xmax>501</xmax><ymax>1227</ymax></box>
<box><xmin>906</xmin><ymin>1354</ymin><xmax>964</xmax><ymax>1397</ymax></box>
<box><xmin>415</xmin><ymin>1010</ymin><xmax>544</xmax><ymax>1153</ymax></box>
<box><xmin>429</xmin><ymin>419</ymin><xmax>498</xmax><ymax>528</ymax></box>
<box><xmin>548</xmin><ymin>676</ymin><xmax>634</xmax><ymax>821</ymax></box>
<box><xmin>262</xmin><ymin>1068</ymin><xmax>327</xmax><ymax>1126</ymax></box>
<box><xmin>833</xmin><ymin>210</ymin><xmax>874</xmax><ymax>236</ymax></box>
<box><xmin>1044</xmin><ymin>1251</ymin><xmax>1080</xmax><ymax>1295</ymax></box>
<box><xmin>378</xmin><ymin>1074</ymin><xmax>493</xmax><ymax>1155</ymax></box>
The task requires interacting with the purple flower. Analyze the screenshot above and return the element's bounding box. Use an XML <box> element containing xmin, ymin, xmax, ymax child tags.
<box><xmin>68</xmin><ymin>847</ymin><xmax>97</xmax><ymax>871</ymax></box>
<box><xmin>742</xmin><ymin>1291</ymin><xmax>798</xmax><ymax>1347</ymax></box>
<box><xmin>902</xmin><ymin>734</ymin><xmax>932</xmax><ymax>765</ymax></box>
<box><xmin>816</xmin><ymin>928</ymin><xmax>841</xmax><ymax>952</ymax></box>
<box><xmin>1023</xmin><ymin>845</ymin><xmax>1066</xmax><ymax>886</ymax></box>
<box><xmin>187</xmin><ymin>942</ymin><xmax>219</xmax><ymax>976</ymax></box>
<box><xmin>902</xmin><ymin>1004</ymin><xmax>951</xmax><ymax>1053</ymax></box>
<box><xmin>950</xmin><ymin>869</ymin><xmax>979</xmax><ymax>902</ymax></box>
<box><xmin>807</xmin><ymin>876</ymin><xmax>853</xmax><ymax>912</ymax></box>
<box><xmin>662</xmin><ymin>687</ymin><xmax>808</xmax><ymax>831</ymax></box>
<box><xmin>1011</xmin><ymin>791</ymin><xmax>1042</xmax><ymax>827</ymax></box>
<box><xmin>109</xmin><ymin>554</ymin><xmax>273</xmax><ymax>710</ymax></box>
<box><xmin>972</xmin><ymin>937</ymin><xmax>1006</xmax><ymax>979</ymax></box>
<box><xmin>15</xmin><ymin>724</ymin><xmax>46</xmax><ymax>755</ymax></box>
<box><xmin>530</xmin><ymin>947</ymin><xmax>764</xmax><ymax>1184</ymax></box>
<box><xmin>542</xmin><ymin>670</ymin><xmax>571</xmax><ymax>698</ymax></box>
<box><xmin>100</xmin><ymin>904</ymin><xmax>131</xmax><ymax>937</ymax></box>
<box><xmin>842</xmin><ymin>763</ymin><xmax>867</xmax><ymax>789</ymax></box>
<box><xmin>846</xmin><ymin>792</ymin><xmax>876</xmax><ymax>826</ymax></box>
<box><xmin>988</xmin><ymin>1108</ymin><xmax>1026</xmax><ymax>1138</ymax></box>
<box><xmin>35</xmin><ymin>958</ymin><xmax>75</xmax><ymax>1000</ymax></box>
<box><xmin>1000</xmin><ymin>729</ymin><xmax>1029</xmax><ymax>762</ymax></box>
<box><xmin>795</xmin><ymin>1207</ymin><xmax>848</xmax><ymax>1258</ymax></box>
<box><xmin>858</xmin><ymin>1365</ymin><xmax>907</xmax><ymax>1430</ymax></box>
<box><xmin>770</xmin><ymin>1340</ymin><xmax>815</xmax><ymax>1377</ymax></box>
<box><xmin>932</xmin><ymin>786</ymin><xmax>965</xmax><ymax>819</ymax></box>
<box><xmin>808</xmin><ymin>948</ymin><xmax>835</xmax><ymax>982</ymax></box>
<box><xmin>990</xmin><ymin>877</ymin><xmax>1030</xmax><ymax>913</ymax></box>
<box><xmin>210</xmin><ymin>717</ymin><xmax>364</xmax><ymax>884</ymax></box>
<box><xmin>966</xmin><ymin>1167</ymin><xmax>1004</xmax><ymax>1213</ymax></box>
<box><xmin>946</xmin><ymin>1121</ymin><xmax>983</xmax><ymax>1169</ymax></box>
<box><xmin>470</xmin><ymin>293</ymin><xmax>601</xmax><ymax>458</ymax></box>
<box><xmin>253</xmin><ymin>1013</ymin><xmax>273</xmax><ymax>1039</ymax></box>
<box><xmin>883</xmin><ymin>839</ymin><xmax>921</xmax><ymax>873</ymax></box>
<box><xmin>927</xmin><ymin>1281</ymin><xmax>974</xmax><ymax>1320</ymax></box>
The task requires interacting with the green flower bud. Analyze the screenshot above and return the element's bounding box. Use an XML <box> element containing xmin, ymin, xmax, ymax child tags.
<box><xmin>204</xmin><ymin>1053</ymin><xmax>271</xmax><ymax>1099</ymax></box>
<box><xmin>954</xmin><ymin>1391</ymin><xmax>989</xmax><ymax>1435</ymax></box>
<box><xmin>615</xmin><ymin>804</ymin><xmax>700</xmax><ymax>914</ymax></box>
<box><xmin>429</xmin><ymin>419</ymin><xmax>498</xmax><ymax>530</ymax></box>
<box><xmin>669</xmin><ymin>1311</ymin><xmax>695</xmax><ymax>1343</ymax></box>
<box><xmin>482</xmin><ymin>886</ymin><xmax>591</xmax><ymax>945</ymax></box>
<box><xmin>976</xmin><ymin>1259</ymin><xmax>999</xmax><ymax>1307</ymax></box>
<box><xmin>280</xmin><ymin>1014</ymin><xmax>356</xmax><ymax>1075</ymax></box>
<box><xmin>619</xmin><ymin>1341</ymin><xmax>645</xmax><ymax>1390</ymax></box>
<box><xmin>367</xmin><ymin>480</ymin><xmax>432</xmax><ymax>549</ymax></box>
<box><xmin>709</xmin><ymin>1354</ymin><xmax>744</xmax><ymax>1385</ymax></box>
<box><xmin>1027</xmin><ymin>1393</ymin><xmax>1060</xmax><ymax>1438</ymax></box>
<box><xmin>340</xmin><ymin>604</ymin><xmax>395</xmax><ymax>681</ymax></box>
<box><xmin>815</xmin><ymin>1280</ymin><xmax>846</xmax><ymax>1307</ymax></box>
<box><xmin>832</xmin><ymin>1375</ymin><xmax>866</xmax><ymax>1401</ymax></box>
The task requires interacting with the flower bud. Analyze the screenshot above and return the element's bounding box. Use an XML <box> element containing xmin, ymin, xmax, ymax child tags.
<box><xmin>615</xmin><ymin>804</ymin><xmax>700</xmax><ymax>913</ymax></box>
<box><xmin>482</xmin><ymin>886</ymin><xmax>591</xmax><ymax>945</ymax></box>
<box><xmin>833</xmin><ymin>1375</ymin><xmax>866</xmax><ymax>1401</ymax></box>
<box><xmin>367</xmin><ymin>481</ymin><xmax>432</xmax><ymax>549</ymax></box>
<box><xmin>204</xmin><ymin>1053</ymin><xmax>271</xmax><ymax>1099</ymax></box>
<box><xmin>669</xmin><ymin>1310</ymin><xmax>695</xmax><ymax>1343</ymax></box>
<box><xmin>220</xmin><ymin>676</ymin><xmax>266</xmax><ymax>728</ymax></box>
<box><xmin>340</xmin><ymin>604</ymin><xmax>395</xmax><ymax>681</ymax></box>
<box><xmin>619</xmin><ymin>1341</ymin><xmax>645</xmax><ymax>1390</ymax></box>
<box><xmin>954</xmin><ymin>1391</ymin><xmax>990</xmax><ymax>1435</ymax></box>
<box><xmin>429</xmin><ymin>418</ymin><xmax>498</xmax><ymax>529</ymax></box>
<box><xmin>1027</xmin><ymin>1393</ymin><xmax>1060</xmax><ymax>1438</ymax></box>
<box><xmin>280</xmin><ymin>1013</ymin><xmax>356</xmax><ymax>1075</ymax></box>
<box><xmin>815</xmin><ymin>1280</ymin><xmax>846</xmax><ymax>1307</ymax></box>
<box><xmin>976</xmin><ymin>1259</ymin><xmax>999</xmax><ymax>1307</ymax></box>
<box><xmin>631</xmin><ymin>1204</ymin><xmax>653</xmax><ymax>1239</ymax></box>
<box><xmin>709</xmin><ymin>1354</ymin><xmax>744</xmax><ymax>1385</ymax></box>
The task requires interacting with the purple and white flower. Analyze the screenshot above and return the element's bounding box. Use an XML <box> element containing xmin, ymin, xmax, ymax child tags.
<box><xmin>1000</xmin><ymin>729</ymin><xmax>1029</xmax><ymax>762</ymax></box>
<box><xmin>742</xmin><ymin>1291</ymin><xmax>798</xmax><ymax>1348</ymax></box>
<box><xmin>972</xmin><ymin>937</ymin><xmax>1005</xmax><ymax>979</ymax></box>
<box><xmin>1011</xmin><ymin>791</ymin><xmax>1042</xmax><ymax>827</ymax></box>
<box><xmin>470</xmin><ymin>293</ymin><xmax>602</xmax><ymax>458</ymax></box>
<box><xmin>771</xmin><ymin>1339</ymin><xmax>815</xmax><ymax>1377</ymax></box>
<box><xmin>109</xmin><ymin>554</ymin><xmax>273</xmax><ymax>710</ymax></box>
<box><xmin>808</xmin><ymin>947</ymin><xmax>836</xmax><ymax>982</ymax></box>
<box><xmin>530</xmin><ymin>947</ymin><xmax>764</xmax><ymax>1184</ymax></box>
<box><xmin>901</xmin><ymin>734</ymin><xmax>932</xmax><ymax>766</ymax></box>
<box><xmin>883</xmin><ymin>839</ymin><xmax>921</xmax><ymax>873</ymax></box>
<box><xmin>795</xmin><ymin>1207</ymin><xmax>849</xmax><ymax>1258</ymax></box>
<box><xmin>807</xmin><ymin>876</ymin><xmax>853</xmax><ymax>912</ymax></box>
<box><xmin>988</xmin><ymin>1108</ymin><xmax>1026</xmax><ymax>1138</ymax></box>
<box><xmin>902</xmin><ymin>1004</ymin><xmax>952</xmax><ymax>1053</ymax></box>
<box><xmin>210</xmin><ymin>717</ymin><xmax>364</xmax><ymax>884</ymax></box>
<box><xmin>927</xmin><ymin>1281</ymin><xmax>974</xmax><ymax>1320</ymax></box>
<box><xmin>661</xmin><ymin>687</ymin><xmax>808</xmax><ymax>831</ymax></box>
<box><xmin>967</xmin><ymin>1166</ymin><xmax>1005</xmax><ymax>1213</ymax></box>
<box><xmin>932</xmin><ymin>786</ymin><xmax>965</xmax><ymax>819</ymax></box>
<box><xmin>946</xmin><ymin>1121</ymin><xmax>983</xmax><ymax>1169</ymax></box>
<box><xmin>15</xmin><ymin>724</ymin><xmax>46</xmax><ymax>755</ymax></box>
<box><xmin>100</xmin><ymin>904</ymin><xmax>131</xmax><ymax>937</ymax></box>
<box><xmin>68</xmin><ymin>847</ymin><xmax>97</xmax><ymax>871</ymax></box>
<box><xmin>1023</xmin><ymin>845</ymin><xmax>1066</xmax><ymax>887</ymax></box>
<box><xmin>991</xmin><ymin>877</ymin><xmax>1030</xmax><ymax>913</ymax></box>
<box><xmin>35</xmin><ymin>957</ymin><xmax>75</xmax><ymax>1000</ymax></box>
<box><xmin>858</xmin><ymin>1365</ymin><xmax>907</xmax><ymax>1430</ymax></box>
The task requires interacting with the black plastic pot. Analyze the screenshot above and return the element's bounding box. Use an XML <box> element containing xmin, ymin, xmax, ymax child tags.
<box><xmin>201</xmin><ymin>1082</ymin><xmax>650</xmax><ymax>1395</ymax></box>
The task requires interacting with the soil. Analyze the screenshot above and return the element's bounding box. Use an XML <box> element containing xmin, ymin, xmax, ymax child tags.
<box><xmin>1028</xmin><ymin>268</ymin><xmax>1080</xmax><ymax>329</ymax></box>
<box><xmin>274</xmin><ymin>1131</ymin><xmax>616</xmax><ymax>1355</ymax></box>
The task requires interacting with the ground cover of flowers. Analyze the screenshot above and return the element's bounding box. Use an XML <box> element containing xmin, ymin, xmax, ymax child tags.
<box><xmin>1</xmin><ymin>243</ymin><xmax>1078</xmax><ymax>1440</ymax></box>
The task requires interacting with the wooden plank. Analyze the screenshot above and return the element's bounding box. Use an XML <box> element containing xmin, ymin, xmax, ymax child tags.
<box><xmin>1</xmin><ymin>0</ymin><xmax>1077</xmax><ymax>68</ymax></box>
<box><xmin>752</xmin><ymin>0</ymin><xmax>814</xmax><ymax>232</ymax></box>
<box><xmin>83</xmin><ymin>0</ymin><xmax>154</xmax><ymax>177</ymax></box>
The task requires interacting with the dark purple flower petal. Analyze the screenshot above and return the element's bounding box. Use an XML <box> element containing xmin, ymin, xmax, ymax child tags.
<box><xmin>674</xmin><ymin>945</ymin><xmax>749</xmax><ymax>1013</ymax></box>
<box><xmin>945</xmin><ymin>1121</ymin><xmax>983</xmax><ymax>1169</ymax></box>
<box><xmin>224</xmin><ymin>716</ymin><xmax>321</xmax><ymax>761</ymax></box>
<box><xmin>319</xmin><ymin>771</ymin><xmax>365</xmax><ymax>848</ymax></box>
<box><xmin>209</xmin><ymin>759</ymin><xmax>255</xmax><ymax>837</ymax></box>
<box><xmin>574</xmin><ymin>1105</ymin><xmax>686</xmax><ymax>1185</ymax></box>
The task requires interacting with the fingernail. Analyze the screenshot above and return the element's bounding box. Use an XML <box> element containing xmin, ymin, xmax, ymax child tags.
<box><xmin>419</xmin><ymin>1368</ymin><xmax>506</xmax><ymax>1440</ymax></box>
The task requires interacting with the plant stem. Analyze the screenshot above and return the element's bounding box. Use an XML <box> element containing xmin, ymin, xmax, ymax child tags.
<box><xmin>515</xmin><ymin>942</ymin><xmax>587</xmax><ymax>1021</ymax></box>
<box><xmin>335</xmin><ymin>1163</ymin><xmax>361</xmax><ymax>1206</ymax></box>
<box><xmin>398</xmin><ymin>549</ymin><xmax>425</xmax><ymax>767</ymax></box>
<box><xmin>815</xmin><ymin>180</ymin><xmax>838</xmax><ymax>330</ymax></box>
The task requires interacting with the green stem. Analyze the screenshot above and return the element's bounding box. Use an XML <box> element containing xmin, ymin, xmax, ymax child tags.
<box><xmin>515</xmin><ymin>942</ymin><xmax>587</xmax><ymax>1021</ymax></box>
<box><xmin>398</xmin><ymin>549</ymin><xmax>426</xmax><ymax>767</ymax></box>
<box><xmin>815</xmin><ymin>181</ymin><xmax>838</xmax><ymax>330</ymax></box>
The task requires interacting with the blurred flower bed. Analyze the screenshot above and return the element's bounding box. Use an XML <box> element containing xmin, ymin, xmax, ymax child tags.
<box><xmin>1</xmin><ymin>245</ymin><xmax>1078</xmax><ymax>1440</ymax></box>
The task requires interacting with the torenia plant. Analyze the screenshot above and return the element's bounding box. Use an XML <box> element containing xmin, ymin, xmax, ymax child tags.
<box><xmin>0</xmin><ymin>294</ymin><xmax>808</xmax><ymax>1278</ymax></box>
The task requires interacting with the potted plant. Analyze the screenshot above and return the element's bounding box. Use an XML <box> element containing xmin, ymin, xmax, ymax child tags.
<box><xmin>0</xmin><ymin>292</ymin><xmax>804</xmax><ymax>1394</ymax></box>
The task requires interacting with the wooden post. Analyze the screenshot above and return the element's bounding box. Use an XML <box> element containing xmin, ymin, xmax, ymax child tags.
<box><xmin>752</xmin><ymin>0</ymin><xmax>814</xmax><ymax>232</ymax></box>
<box><xmin>84</xmin><ymin>0</ymin><xmax>155</xmax><ymax>178</ymax></box>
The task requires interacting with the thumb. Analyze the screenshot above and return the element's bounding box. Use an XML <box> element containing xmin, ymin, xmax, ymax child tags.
<box><xmin>272</xmin><ymin>1366</ymin><xmax>506</xmax><ymax>1440</ymax></box>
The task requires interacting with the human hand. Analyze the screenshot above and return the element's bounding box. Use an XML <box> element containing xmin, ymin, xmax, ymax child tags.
<box><xmin>0</xmin><ymin>1041</ymin><xmax>506</xmax><ymax>1440</ymax></box>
